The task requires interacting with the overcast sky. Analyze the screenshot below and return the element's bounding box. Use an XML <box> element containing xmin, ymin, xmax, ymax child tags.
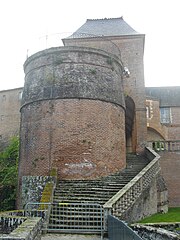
<box><xmin>0</xmin><ymin>0</ymin><xmax>179</xmax><ymax>90</ymax></box>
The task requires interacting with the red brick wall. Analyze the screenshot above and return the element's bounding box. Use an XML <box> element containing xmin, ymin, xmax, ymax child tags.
<box><xmin>19</xmin><ymin>99</ymin><xmax>126</xmax><ymax>180</ymax></box>
<box><xmin>168</xmin><ymin>107</ymin><xmax>180</xmax><ymax>140</ymax></box>
<box><xmin>64</xmin><ymin>36</ymin><xmax>147</xmax><ymax>152</ymax></box>
<box><xmin>146</xmin><ymin>99</ymin><xmax>168</xmax><ymax>140</ymax></box>
<box><xmin>159</xmin><ymin>151</ymin><xmax>180</xmax><ymax>207</ymax></box>
<box><xmin>0</xmin><ymin>88</ymin><xmax>23</xmax><ymax>148</ymax></box>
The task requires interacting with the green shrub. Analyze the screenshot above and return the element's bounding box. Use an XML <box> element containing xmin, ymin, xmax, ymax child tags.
<box><xmin>0</xmin><ymin>136</ymin><xmax>19</xmax><ymax>211</ymax></box>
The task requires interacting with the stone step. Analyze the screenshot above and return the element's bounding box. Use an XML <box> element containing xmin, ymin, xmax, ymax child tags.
<box><xmin>54</xmin><ymin>189</ymin><xmax>121</xmax><ymax>194</ymax></box>
<box><xmin>53</xmin><ymin>194</ymin><xmax>114</xmax><ymax>200</ymax></box>
<box><xmin>48</xmin><ymin>224</ymin><xmax>102</xmax><ymax>230</ymax></box>
<box><xmin>53</xmin><ymin>196</ymin><xmax>109</xmax><ymax>203</ymax></box>
<box><xmin>56</xmin><ymin>184</ymin><xmax>128</xmax><ymax>189</ymax></box>
<box><xmin>49</xmin><ymin>153</ymin><xmax>149</xmax><ymax>234</ymax></box>
<box><xmin>50</xmin><ymin>214</ymin><xmax>103</xmax><ymax>220</ymax></box>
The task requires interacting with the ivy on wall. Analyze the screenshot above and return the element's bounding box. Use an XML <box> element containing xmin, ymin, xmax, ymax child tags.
<box><xmin>0</xmin><ymin>136</ymin><xmax>19</xmax><ymax>211</ymax></box>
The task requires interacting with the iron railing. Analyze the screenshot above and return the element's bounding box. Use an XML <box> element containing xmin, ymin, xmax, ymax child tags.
<box><xmin>24</xmin><ymin>202</ymin><xmax>104</xmax><ymax>238</ymax></box>
<box><xmin>108</xmin><ymin>215</ymin><xmax>142</xmax><ymax>240</ymax></box>
<box><xmin>48</xmin><ymin>202</ymin><xmax>104</xmax><ymax>239</ymax></box>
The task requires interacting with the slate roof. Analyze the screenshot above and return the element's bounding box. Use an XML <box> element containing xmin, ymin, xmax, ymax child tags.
<box><xmin>146</xmin><ymin>87</ymin><xmax>180</xmax><ymax>107</ymax></box>
<box><xmin>66</xmin><ymin>17</ymin><xmax>139</xmax><ymax>39</ymax></box>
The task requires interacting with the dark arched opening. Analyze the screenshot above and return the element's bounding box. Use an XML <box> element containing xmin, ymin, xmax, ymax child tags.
<box><xmin>125</xmin><ymin>96</ymin><xmax>135</xmax><ymax>153</ymax></box>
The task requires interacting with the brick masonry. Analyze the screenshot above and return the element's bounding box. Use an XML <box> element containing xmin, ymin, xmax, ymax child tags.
<box><xmin>159</xmin><ymin>151</ymin><xmax>180</xmax><ymax>207</ymax></box>
<box><xmin>168</xmin><ymin>107</ymin><xmax>180</xmax><ymax>140</ymax></box>
<box><xmin>0</xmin><ymin>88</ymin><xmax>23</xmax><ymax>149</ymax></box>
<box><xmin>19</xmin><ymin>99</ymin><xmax>126</xmax><ymax>180</ymax></box>
<box><xmin>146</xmin><ymin>99</ymin><xmax>168</xmax><ymax>140</ymax></box>
<box><xmin>146</xmin><ymin>99</ymin><xmax>180</xmax><ymax>141</ymax></box>
<box><xmin>64</xmin><ymin>36</ymin><xmax>147</xmax><ymax>152</ymax></box>
<box><xmin>19</xmin><ymin>46</ymin><xmax>126</xmax><ymax>181</ymax></box>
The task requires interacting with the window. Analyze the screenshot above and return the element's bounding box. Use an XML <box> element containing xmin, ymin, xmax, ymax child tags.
<box><xmin>160</xmin><ymin>107</ymin><xmax>171</xmax><ymax>124</ymax></box>
<box><xmin>146</xmin><ymin>106</ymin><xmax>151</xmax><ymax>118</ymax></box>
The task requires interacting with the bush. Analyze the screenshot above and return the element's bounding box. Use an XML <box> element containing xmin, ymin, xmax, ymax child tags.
<box><xmin>0</xmin><ymin>136</ymin><xmax>19</xmax><ymax>211</ymax></box>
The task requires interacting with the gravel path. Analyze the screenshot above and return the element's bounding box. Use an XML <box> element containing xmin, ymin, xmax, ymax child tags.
<box><xmin>41</xmin><ymin>233</ymin><xmax>108</xmax><ymax>240</ymax></box>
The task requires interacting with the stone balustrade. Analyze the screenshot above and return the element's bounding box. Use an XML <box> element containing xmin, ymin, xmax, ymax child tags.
<box><xmin>103</xmin><ymin>147</ymin><xmax>160</xmax><ymax>227</ymax></box>
<box><xmin>0</xmin><ymin>215</ymin><xmax>26</xmax><ymax>234</ymax></box>
<box><xmin>0</xmin><ymin>217</ymin><xmax>42</xmax><ymax>240</ymax></box>
<box><xmin>147</xmin><ymin>140</ymin><xmax>180</xmax><ymax>152</ymax></box>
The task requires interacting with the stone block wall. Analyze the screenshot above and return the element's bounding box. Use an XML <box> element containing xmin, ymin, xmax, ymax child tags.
<box><xmin>19</xmin><ymin>176</ymin><xmax>56</xmax><ymax>209</ymax></box>
<box><xmin>132</xmin><ymin>224</ymin><xmax>180</xmax><ymax>240</ymax></box>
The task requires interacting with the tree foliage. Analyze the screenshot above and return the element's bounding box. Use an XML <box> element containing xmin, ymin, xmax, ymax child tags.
<box><xmin>0</xmin><ymin>136</ymin><xmax>19</xmax><ymax>211</ymax></box>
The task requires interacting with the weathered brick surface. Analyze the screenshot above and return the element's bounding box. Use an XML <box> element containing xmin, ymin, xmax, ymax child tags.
<box><xmin>146</xmin><ymin>99</ymin><xmax>180</xmax><ymax>141</ymax></box>
<box><xmin>19</xmin><ymin>46</ymin><xmax>126</xmax><ymax>181</ymax></box>
<box><xmin>0</xmin><ymin>88</ymin><xmax>23</xmax><ymax>149</ymax></box>
<box><xmin>64</xmin><ymin>36</ymin><xmax>147</xmax><ymax>152</ymax></box>
<box><xmin>146</xmin><ymin>99</ymin><xmax>168</xmax><ymax>140</ymax></box>
<box><xmin>159</xmin><ymin>151</ymin><xmax>180</xmax><ymax>207</ymax></box>
<box><xmin>19</xmin><ymin>99</ymin><xmax>125</xmax><ymax>180</ymax></box>
<box><xmin>23</xmin><ymin>46</ymin><xmax>124</xmax><ymax>108</ymax></box>
<box><xmin>168</xmin><ymin>107</ymin><xmax>180</xmax><ymax>140</ymax></box>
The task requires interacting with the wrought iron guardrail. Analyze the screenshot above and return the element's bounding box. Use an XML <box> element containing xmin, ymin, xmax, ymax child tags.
<box><xmin>147</xmin><ymin>140</ymin><xmax>180</xmax><ymax>152</ymax></box>
<box><xmin>103</xmin><ymin>148</ymin><xmax>160</xmax><ymax>229</ymax></box>
<box><xmin>108</xmin><ymin>215</ymin><xmax>142</xmax><ymax>240</ymax></box>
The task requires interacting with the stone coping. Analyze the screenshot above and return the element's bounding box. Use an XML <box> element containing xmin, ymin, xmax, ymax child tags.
<box><xmin>131</xmin><ymin>223</ymin><xmax>180</xmax><ymax>240</ymax></box>
<box><xmin>103</xmin><ymin>148</ymin><xmax>160</xmax><ymax>208</ymax></box>
<box><xmin>0</xmin><ymin>217</ymin><xmax>42</xmax><ymax>240</ymax></box>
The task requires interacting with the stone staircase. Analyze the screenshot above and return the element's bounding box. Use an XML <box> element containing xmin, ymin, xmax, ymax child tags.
<box><xmin>48</xmin><ymin>154</ymin><xmax>149</xmax><ymax>233</ymax></box>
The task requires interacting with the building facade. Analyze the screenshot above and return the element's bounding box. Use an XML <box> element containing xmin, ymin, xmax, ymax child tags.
<box><xmin>0</xmin><ymin>87</ymin><xmax>23</xmax><ymax>150</ymax></box>
<box><xmin>0</xmin><ymin>18</ymin><xmax>179</xmax><ymax>207</ymax></box>
<box><xmin>17</xmin><ymin>17</ymin><xmax>147</xmax><ymax>182</ymax></box>
<box><xmin>146</xmin><ymin>87</ymin><xmax>180</xmax><ymax>207</ymax></box>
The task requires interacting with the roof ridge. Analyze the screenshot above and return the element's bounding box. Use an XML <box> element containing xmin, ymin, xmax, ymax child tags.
<box><xmin>87</xmin><ymin>17</ymin><xmax>123</xmax><ymax>22</ymax></box>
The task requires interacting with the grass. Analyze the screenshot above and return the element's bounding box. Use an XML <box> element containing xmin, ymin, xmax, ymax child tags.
<box><xmin>139</xmin><ymin>207</ymin><xmax>180</xmax><ymax>223</ymax></box>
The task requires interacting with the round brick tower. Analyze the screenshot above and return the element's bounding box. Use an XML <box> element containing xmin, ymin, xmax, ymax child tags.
<box><xmin>19</xmin><ymin>46</ymin><xmax>126</xmax><ymax>180</ymax></box>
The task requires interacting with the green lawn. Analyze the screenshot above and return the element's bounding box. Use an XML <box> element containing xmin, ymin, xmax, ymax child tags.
<box><xmin>139</xmin><ymin>208</ymin><xmax>180</xmax><ymax>223</ymax></box>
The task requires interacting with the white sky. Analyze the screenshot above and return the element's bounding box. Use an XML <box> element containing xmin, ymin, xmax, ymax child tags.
<box><xmin>0</xmin><ymin>0</ymin><xmax>179</xmax><ymax>91</ymax></box>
